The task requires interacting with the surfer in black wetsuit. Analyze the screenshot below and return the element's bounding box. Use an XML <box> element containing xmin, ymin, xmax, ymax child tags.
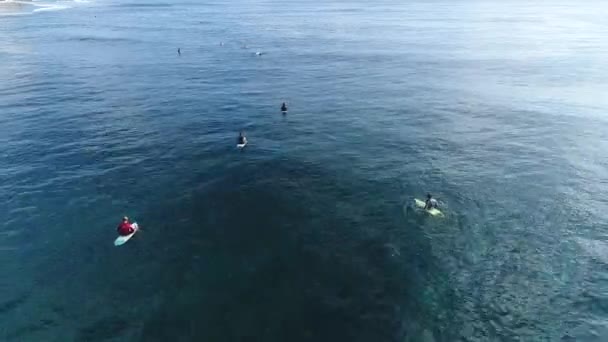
<box><xmin>281</xmin><ymin>102</ymin><xmax>287</xmax><ymax>112</ymax></box>
<box><xmin>238</xmin><ymin>131</ymin><xmax>247</xmax><ymax>145</ymax></box>
<box><xmin>178</xmin><ymin>48</ymin><xmax>181</xmax><ymax>56</ymax></box>
<box><xmin>424</xmin><ymin>193</ymin><xmax>439</xmax><ymax>210</ymax></box>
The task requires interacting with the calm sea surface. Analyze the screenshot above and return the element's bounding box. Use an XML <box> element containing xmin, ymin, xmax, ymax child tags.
<box><xmin>1</xmin><ymin>0</ymin><xmax>608</xmax><ymax>340</ymax></box>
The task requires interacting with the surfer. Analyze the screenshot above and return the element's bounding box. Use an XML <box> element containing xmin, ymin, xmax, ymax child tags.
<box><xmin>177</xmin><ymin>48</ymin><xmax>181</xmax><ymax>56</ymax></box>
<box><xmin>117</xmin><ymin>216</ymin><xmax>135</xmax><ymax>236</ymax></box>
<box><xmin>237</xmin><ymin>131</ymin><xmax>247</xmax><ymax>145</ymax></box>
<box><xmin>281</xmin><ymin>102</ymin><xmax>287</xmax><ymax>112</ymax></box>
<box><xmin>424</xmin><ymin>194</ymin><xmax>438</xmax><ymax>210</ymax></box>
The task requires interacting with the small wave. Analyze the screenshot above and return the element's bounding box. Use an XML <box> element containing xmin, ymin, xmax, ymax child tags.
<box><xmin>0</xmin><ymin>0</ymin><xmax>90</xmax><ymax>15</ymax></box>
<box><xmin>0</xmin><ymin>0</ymin><xmax>35</xmax><ymax>16</ymax></box>
<box><xmin>67</xmin><ymin>36</ymin><xmax>140</xmax><ymax>44</ymax></box>
<box><xmin>33</xmin><ymin>4</ymin><xmax>70</xmax><ymax>12</ymax></box>
<box><xmin>0</xmin><ymin>229</ymin><xmax>22</xmax><ymax>238</ymax></box>
<box><xmin>114</xmin><ymin>3</ymin><xmax>172</xmax><ymax>8</ymax></box>
<box><xmin>0</xmin><ymin>0</ymin><xmax>71</xmax><ymax>15</ymax></box>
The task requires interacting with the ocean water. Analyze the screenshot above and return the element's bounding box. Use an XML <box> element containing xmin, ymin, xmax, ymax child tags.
<box><xmin>1</xmin><ymin>0</ymin><xmax>608</xmax><ymax>341</ymax></box>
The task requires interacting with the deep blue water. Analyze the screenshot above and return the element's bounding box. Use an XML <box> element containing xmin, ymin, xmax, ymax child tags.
<box><xmin>2</xmin><ymin>0</ymin><xmax>608</xmax><ymax>341</ymax></box>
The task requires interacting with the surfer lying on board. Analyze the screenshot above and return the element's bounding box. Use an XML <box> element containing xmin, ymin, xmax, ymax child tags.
<box><xmin>117</xmin><ymin>216</ymin><xmax>135</xmax><ymax>236</ymax></box>
<box><xmin>424</xmin><ymin>194</ymin><xmax>439</xmax><ymax>210</ymax></box>
<box><xmin>238</xmin><ymin>131</ymin><xmax>247</xmax><ymax>145</ymax></box>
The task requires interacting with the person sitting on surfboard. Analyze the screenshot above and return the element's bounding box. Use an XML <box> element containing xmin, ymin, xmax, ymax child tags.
<box><xmin>424</xmin><ymin>194</ymin><xmax>439</xmax><ymax>210</ymax></box>
<box><xmin>281</xmin><ymin>102</ymin><xmax>287</xmax><ymax>112</ymax></box>
<box><xmin>117</xmin><ymin>216</ymin><xmax>135</xmax><ymax>236</ymax></box>
<box><xmin>237</xmin><ymin>131</ymin><xmax>247</xmax><ymax>145</ymax></box>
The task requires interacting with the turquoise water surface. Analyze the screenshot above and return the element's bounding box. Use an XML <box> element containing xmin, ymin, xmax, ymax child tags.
<box><xmin>1</xmin><ymin>0</ymin><xmax>608</xmax><ymax>340</ymax></box>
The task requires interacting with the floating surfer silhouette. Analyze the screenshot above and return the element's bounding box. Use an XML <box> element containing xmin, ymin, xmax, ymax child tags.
<box><xmin>237</xmin><ymin>131</ymin><xmax>247</xmax><ymax>149</ymax></box>
<box><xmin>424</xmin><ymin>193</ymin><xmax>439</xmax><ymax>210</ymax></box>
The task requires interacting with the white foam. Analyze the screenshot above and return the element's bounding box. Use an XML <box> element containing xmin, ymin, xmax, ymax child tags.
<box><xmin>0</xmin><ymin>11</ymin><xmax>29</xmax><ymax>17</ymax></box>
<box><xmin>8</xmin><ymin>0</ymin><xmax>38</xmax><ymax>4</ymax></box>
<box><xmin>0</xmin><ymin>0</ymin><xmax>73</xmax><ymax>15</ymax></box>
<box><xmin>33</xmin><ymin>4</ymin><xmax>70</xmax><ymax>12</ymax></box>
<box><xmin>577</xmin><ymin>237</ymin><xmax>608</xmax><ymax>264</ymax></box>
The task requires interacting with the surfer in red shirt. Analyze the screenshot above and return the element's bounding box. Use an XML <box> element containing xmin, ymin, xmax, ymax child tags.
<box><xmin>117</xmin><ymin>216</ymin><xmax>135</xmax><ymax>236</ymax></box>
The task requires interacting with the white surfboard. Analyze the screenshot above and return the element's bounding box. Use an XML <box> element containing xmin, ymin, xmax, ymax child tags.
<box><xmin>237</xmin><ymin>141</ymin><xmax>247</xmax><ymax>149</ymax></box>
<box><xmin>414</xmin><ymin>199</ymin><xmax>442</xmax><ymax>216</ymax></box>
<box><xmin>114</xmin><ymin>222</ymin><xmax>139</xmax><ymax>246</ymax></box>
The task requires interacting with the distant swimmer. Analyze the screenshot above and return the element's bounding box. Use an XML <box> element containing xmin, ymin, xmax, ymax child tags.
<box><xmin>281</xmin><ymin>102</ymin><xmax>287</xmax><ymax>112</ymax></box>
<box><xmin>177</xmin><ymin>48</ymin><xmax>181</xmax><ymax>56</ymax></box>
<box><xmin>237</xmin><ymin>131</ymin><xmax>247</xmax><ymax>145</ymax></box>
<box><xmin>117</xmin><ymin>216</ymin><xmax>135</xmax><ymax>236</ymax></box>
<box><xmin>424</xmin><ymin>193</ymin><xmax>439</xmax><ymax>210</ymax></box>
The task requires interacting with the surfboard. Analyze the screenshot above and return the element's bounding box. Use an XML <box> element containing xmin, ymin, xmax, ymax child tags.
<box><xmin>237</xmin><ymin>141</ymin><xmax>247</xmax><ymax>149</ymax></box>
<box><xmin>114</xmin><ymin>223</ymin><xmax>139</xmax><ymax>246</ymax></box>
<box><xmin>414</xmin><ymin>199</ymin><xmax>442</xmax><ymax>216</ymax></box>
